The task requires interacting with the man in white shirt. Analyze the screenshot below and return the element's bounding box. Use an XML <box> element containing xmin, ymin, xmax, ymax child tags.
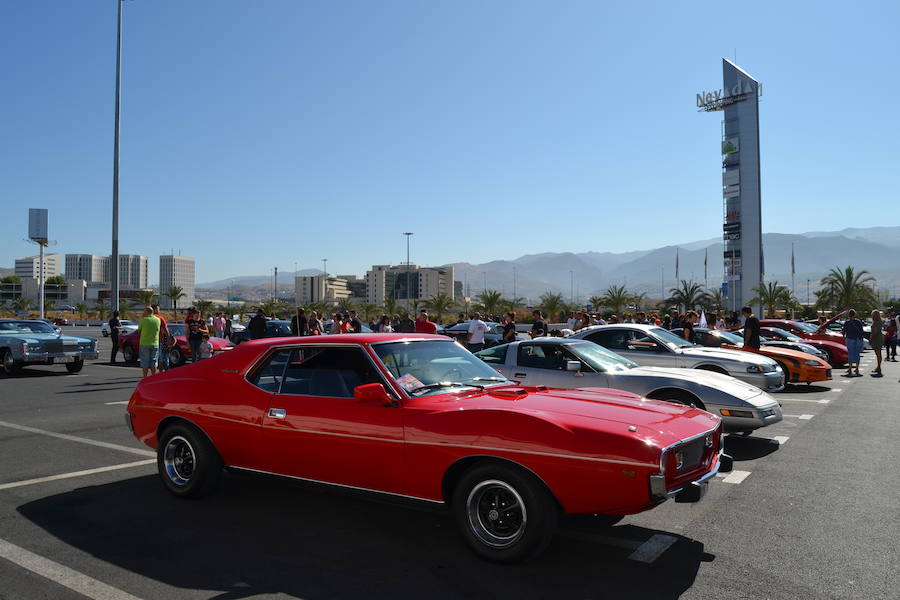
<box><xmin>566</xmin><ymin>311</ymin><xmax>579</xmax><ymax>331</ymax></box>
<box><xmin>467</xmin><ymin>313</ymin><xmax>489</xmax><ymax>352</ymax></box>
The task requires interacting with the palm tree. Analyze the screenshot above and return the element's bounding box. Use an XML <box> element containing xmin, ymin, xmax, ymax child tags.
<box><xmin>12</xmin><ymin>297</ymin><xmax>31</xmax><ymax>311</ymax></box>
<box><xmin>588</xmin><ymin>295</ymin><xmax>605</xmax><ymax>312</ymax></box>
<box><xmin>601</xmin><ymin>285</ymin><xmax>631</xmax><ymax>315</ymax></box>
<box><xmin>818</xmin><ymin>266</ymin><xmax>877</xmax><ymax>311</ymax></box>
<box><xmin>667</xmin><ymin>280</ymin><xmax>708</xmax><ymax>311</ymax></box>
<box><xmin>94</xmin><ymin>302</ymin><xmax>109</xmax><ymax>320</ymax></box>
<box><xmin>43</xmin><ymin>299</ymin><xmax>55</xmax><ymax>314</ymax></box>
<box><xmin>706</xmin><ymin>288</ymin><xmax>725</xmax><ymax>312</ymax></box>
<box><xmin>424</xmin><ymin>293</ymin><xmax>454</xmax><ymax>323</ymax></box>
<box><xmin>136</xmin><ymin>289</ymin><xmax>156</xmax><ymax>306</ymax></box>
<box><xmin>382</xmin><ymin>297</ymin><xmax>399</xmax><ymax>319</ymax></box>
<box><xmin>359</xmin><ymin>303</ymin><xmax>380</xmax><ymax>323</ymax></box>
<box><xmin>538</xmin><ymin>292</ymin><xmax>565</xmax><ymax>322</ymax></box>
<box><xmin>630</xmin><ymin>291</ymin><xmax>647</xmax><ymax>311</ymax></box>
<box><xmin>194</xmin><ymin>299</ymin><xmax>214</xmax><ymax>318</ymax></box>
<box><xmin>75</xmin><ymin>302</ymin><xmax>87</xmax><ymax>322</ymax></box>
<box><xmin>500</xmin><ymin>296</ymin><xmax>526</xmax><ymax>315</ymax></box>
<box><xmin>750</xmin><ymin>281</ymin><xmax>794</xmax><ymax>318</ymax></box>
<box><xmin>476</xmin><ymin>290</ymin><xmax>504</xmax><ymax>316</ymax></box>
<box><xmin>166</xmin><ymin>286</ymin><xmax>186</xmax><ymax>315</ymax></box>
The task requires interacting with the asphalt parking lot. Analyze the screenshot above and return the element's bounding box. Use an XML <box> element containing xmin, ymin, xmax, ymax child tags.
<box><xmin>0</xmin><ymin>326</ymin><xmax>897</xmax><ymax>599</ymax></box>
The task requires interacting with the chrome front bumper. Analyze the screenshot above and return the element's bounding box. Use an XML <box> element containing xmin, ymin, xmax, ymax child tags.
<box><xmin>21</xmin><ymin>351</ymin><xmax>99</xmax><ymax>363</ymax></box>
<box><xmin>649</xmin><ymin>453</ymin><xmax>734</xmax><ymax>503</ymax></box>
<box><xmin>737</xmin><ymin>369</ymin><xmax>785</xmax><ymax>393</ymax></box>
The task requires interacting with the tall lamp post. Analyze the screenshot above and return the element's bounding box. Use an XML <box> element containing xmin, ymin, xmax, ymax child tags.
<box><xmin>403</xmin><ymin>232</ymin><xmax>413</xmax><ymax>309</ymax></box>
<box><xmin>570</xmin><ymin>270</ymin><xmax>574</xmax><ymax>304</ymax></box>
<box><xmin>322</xmin><ymin>258</ymin><xmax>327</xmax><ymax>278</ymax></box>
<box><xmin>110</xmin><ymin>0</ymin><xmax>124</xmax><ymax>315</ymax></box>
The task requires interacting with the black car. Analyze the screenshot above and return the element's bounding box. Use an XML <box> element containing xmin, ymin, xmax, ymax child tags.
<box><xmin>440</xmin><ymin>321</ymin><xmax>525</xmax><ymax>348</ymax></box>
<box><xmin>230</xmin><ymin>319</ymin><xmax>294</xmax><ymax>344</ymax></box>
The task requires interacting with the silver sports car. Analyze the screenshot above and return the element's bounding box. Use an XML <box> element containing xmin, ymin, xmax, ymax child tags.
<box><xmin>475</xmin><ymin>338</ymin><xmax>783</xmax><ymax>433</ymax></box>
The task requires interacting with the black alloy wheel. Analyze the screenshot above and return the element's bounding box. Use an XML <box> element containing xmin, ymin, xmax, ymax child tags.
<box><xmin>452</xmin><ymin>463</ymin><xmax>557</xmax><ymax>563</ymax></box>
<box><xmin>65</xmin><ymin>358</ymin><xmax>84</xmax><ymax>373</ymax></box>
<box><xmin>168</xmin><ymin>347</ymin><xmax>184</xmax><ymax>367</ymax></box>
<box><xmin>157</xmin><ymin>422</ymin><xmax>222</xmax><ymax>498</ymax></box>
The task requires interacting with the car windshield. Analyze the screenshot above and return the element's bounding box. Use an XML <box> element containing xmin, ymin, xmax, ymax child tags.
<box><xmin>372</xmin><ymin>340</ymin><xmax>511</xmax><ymax>396</ymax></box>
<box><xmin>768</xmin><ymin>327</ymin><xmax>802</xmax><ymax>342</ymax></box>
<box><xmin>566</xmin><ymin>342</ymin><xmax>638</xmax><ymax>372</ymax></box>
<box><xmin>268</xmin><ymin>322</ymin><xmax>293</xmax><ymax>336</ymax></box>
<box><xmin>793</xmin><ymin>322</ymin><xmax>819</xmax><ymax>333</ymax></box>
<box><xmin>713</xmin><ymin>330</ymin><xmax>744</xmax><ymax>345</ymax></box>
<box><xmin>649</xmin><ymin>327</ymin><xmax>695</xmax><ymax>349</ymax></box>
<box><xmin>167</xmin><ymin>324</ymin><xmax>186</xmax><ymax>336</ymax></box>
<box><xmin>0</xmin><ymin>321</ymin><xmax>57</xmax><ymax>334</ymax></box>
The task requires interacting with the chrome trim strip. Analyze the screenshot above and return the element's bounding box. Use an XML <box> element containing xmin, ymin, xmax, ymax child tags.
<box><xmin>657</xmin><ymin>423</ymin><xmax>721</xmax><ymax>476</ymax></box>
<box><xmin>227</xmin><ymin>465</ymin><xmax>445</xmax><ymax>504</ymax></box>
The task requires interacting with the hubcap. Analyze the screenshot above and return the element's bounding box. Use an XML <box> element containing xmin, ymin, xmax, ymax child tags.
<box><xmin>466</xmin><ymin>479</ymin><xmax>527</xmax><ymax>548</ymax></box>
<box><xmin>163</xmin><ymin>436</ymin><xmax>195</xmax><ymax>486</ymax></box>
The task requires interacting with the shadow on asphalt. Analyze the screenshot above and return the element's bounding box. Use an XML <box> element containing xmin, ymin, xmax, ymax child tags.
<box><xmin>781</xmin><ymin>384</ymin><xmax>831</xmax><ymax>394</ymax></box>
<box><xmin>19</xmin><ymin>472</ymin><xmax>710</xmax><ymax>600</ymax></box>
<box><xmin>724</xmin><ymin>435</ymin><xmax>781</xmax><ymax>461</ymax></box>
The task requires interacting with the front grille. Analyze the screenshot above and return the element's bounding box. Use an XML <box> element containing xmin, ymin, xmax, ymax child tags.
<box><xmin>42</xmin><ymin>342</ymin><xmax>63</xmax><ymax>353</ymax></box>
<box><xmin>676</xmin><ymin>437</ymin><xmax>706</xmax><ymax>471</ymax></box>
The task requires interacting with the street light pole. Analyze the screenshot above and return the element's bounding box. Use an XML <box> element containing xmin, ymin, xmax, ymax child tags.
<box><xmin>570</xmin><ymin>270</ymin><xmax>574</xmax><ymax>304</ymax></box>
<box><xmin>322</xmin><ymin>259</ymin><xmax>327</xmax><ymax>278</ymax></box>
<box><xmin>110</xmin><ymin>0</ymin><xmax>124</xmax><ymax>315</ymax></box>
<box><xmin>403</xmin><ymin>233</ymin><xmax>413</xmax><ymax>308</ymax></box>
<box><xmin>513</xmin><ymin>266</ymin><xmax>517</xmax><ymax>300</ymax></box>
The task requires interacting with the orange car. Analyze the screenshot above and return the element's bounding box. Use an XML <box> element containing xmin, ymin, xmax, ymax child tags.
<box><xmin>674</xmin><ymin>327</ymin><xmax>832</xmax><ymax>385</ymax></box>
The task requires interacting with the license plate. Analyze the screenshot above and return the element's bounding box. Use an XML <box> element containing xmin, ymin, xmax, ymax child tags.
<box><xmin>54</xmin><ymin>356</ymin><xmax>75</xmax><ymax>364</ymax></box>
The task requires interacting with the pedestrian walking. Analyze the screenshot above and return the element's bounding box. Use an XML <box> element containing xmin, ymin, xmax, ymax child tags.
<box><xmin>869</xmin><ymin>310</ymin><xmax>884</xmax><ymax>377</ymax></box>
<box><xmin>741</xmin><ymin>306</ymin><xmax>761</xmax><ymax>350</ymax></box>
<box><xmin>137</xmin><ymin>306</ymin><xmax>161</xmax><ymax>378</ymax></box>
<box><xmin>248</xmin><ymin>309</ymin><xmax>267</xmax><ymax>340</ymax></box>
<box><xmin>186</xmin><ymin>308</ymin><xmax>210</xmax><ymax>361</ymax></box>
<box><xmin>466</xmin><ymin>313</ymin><xmax>488</xmax><ymax>351</ymax></box>
<box><xmin>151</xmin><ymin>304</ymin><xmax>171</xmax><ymax>372</ymax></box>
<box><xmin>108</xmin><ymin>310</ymin><xmax>121</xmax><ymax>364</ymax></box>
<box><xmin>841</xmin><ymin>309</ymin><xmax>865</xmax><ymax>377</ymax></box>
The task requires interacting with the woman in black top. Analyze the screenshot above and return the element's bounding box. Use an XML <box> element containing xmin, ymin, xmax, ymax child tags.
<box><xmin>502</xmin><ymin>313</ymin><xmax>517</xmax><ymax>343</ymax></box>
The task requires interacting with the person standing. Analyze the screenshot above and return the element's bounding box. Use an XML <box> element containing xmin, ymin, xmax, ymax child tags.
<box><xmin>530</xmin><ymin>310</ymin><xmax>548</xmax><ymax>338</ymax></box>
<box><xmin>681</xmin><ymin>311</ymin><xmax>696</xmax><ymax>342</ymax></box>
<box><xmin>841</xmin><ymin>309</ymin><xmax>865</xmax><ymax>377</ymax></box>
<box><xmin>885</xmin><ymin>315</ymin><xmax>897</xmax><ymax>362</ymax></box>
<box><xmin>186</xmin><ymin>308</ymin><xmax>210</xmax><ymax>362</ymax></box>
<box><xmin>198</xmin><ymin>334</ymin><xmax>214</xmax><ymax>360</ymax></box>
<box><xmin>108</xmin><ymin>310</ymin><xmax>121</xmax><ymax>364</ymax></box>
<box><xmin>151</xmin><ymin>304</ymin><xmax>171</xmax><ymax>372</ymax></box>
<box><xmin>466</xmin><ymin>313</ymin><xmax>489</xmax><ymax>352</ymax></box>
<box><xmin>213</xmin><ymin>312</ymin><xmax>226</xmax><ymax>339</ymax></box>
<box><xmin>869</xmin><ymin>310</ymin><xmax>884</xmax><ymax>377</ymax></box>
<box><xmin>290</xmin><ymin>308</ymin><xmax>307</xmax><ymax>337</ymax></box>
<box><xmin>347</xmin><ymin>310</ymin><xmax>363</xmax><ymax>333</ymax></box>
<box><xmin>501</xmin><ymin>312</ymin><xmax>517</xmax><ymax>344</ymax></box>
<box><xmin>377</xmin><ymin>315</ymin><xmax>393</xmax><ymax>333</ymax></box>
<box><xmin>415</xmin><ymin>310</ymin><xmax>438</xmax><ymax>334</ymax></box>
<box><xmin>396</xmin><ymin>312</ymin><xmax>415</xmax><ymax>333</ymax></box>
<box><xmin>741</xmin><ymin>306</ymin><xmax>761</xmax><ymax>350</ymax></box>
<box><xmin>714</xmin><ymin>313</ymin><xmax>727</xmax><ymax>330</ymax></box>
<box><xmin>248</xmin><ymin>309</ymin><xmax>267</xmax><ymax>340</ymax></box>
<box><xmin>307</xmin><ymin>311</ymin><xmax>323</xmax><ymax>335</ymax></box>
<box><xmin>566</xmin><ymin>311</ymin><xmax>578</xmax><ymax>331</ymax></box>
<box><xmin>223</xmin><ymin>317</ymin><xmax>232</xmax><ymax>341</ymax></box>
<box><xmin>137</xmin><ymin>306</ymin><xmax>161</xmax><ymax>378</ymax></box>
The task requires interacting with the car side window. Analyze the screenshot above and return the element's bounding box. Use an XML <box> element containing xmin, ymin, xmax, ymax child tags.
<box><xmin>586</xmin><ymin>331</ymin><xmax>628</xmax><ymax>350</ymax></box>
<box><xmin>247</xmin><ymin>350</ymin><xmax>292</xmax><ymax>393</ymax></box>
<box><xmin>517</xmin><ymin>344</ymin><xmax>567</xmax><ymax>370</ymax></box>
<box><xmin>280</xmin><ymin>347</ymin><xmax>383</xmax><ymax>398</ymax></box>
<box><xmin>626</xmin><ymin>330</ymin><xmax>661</xmax><ymax>352</ymax></box>
<box><xmin>700</xmin><ymin>332</ymin><xmax>720</xmax><ymax>346</ymax></box>
<box><xmin>477</xmin><ymin>345</ymin><xmax>507</xmax><ymax>364</ymax></box>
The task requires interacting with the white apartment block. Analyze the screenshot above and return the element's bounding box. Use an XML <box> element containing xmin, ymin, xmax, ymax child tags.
<box><xmin>365</xmin><ymin>264</ymin><xmax>455</xmax><ymax>306</ymax></box>
<box><xmin>295</xmin><ymin>275</ymin><xmax>351</xmax><ymax>306</ymax></box>
<box><xmin>15</xmin><ymin>253</ymin><xmax>60</xmax><ymax>280</ymax></box>
<box><xmin>65</xmin><ymin>254</ymin><xmax>109</xmax><ymax>284</ymax></box>
<box><xmin>159</xmin><ymin>255</ymin><xmax>195</xmax><ymax>310</ymax></box>
<box><xmin>117</xmin><ymin>254</ymin><xmax>148</xmax><ymax>289</ymax></box>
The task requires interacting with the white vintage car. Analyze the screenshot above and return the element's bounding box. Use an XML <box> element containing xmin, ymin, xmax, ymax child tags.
<box><xmin>100</xmin><ymin>320</ymin><xmax>138</xmax><ymax>337</ymax></box>
<box><xmin>567</xmin><ymin>324</ymin><xmax>785</xmax><ymax>393</ymax></box>
<box><xmin>475</xmin><ymin>338</ymin><xmax>782</xmax><ymax>432</ymax></box>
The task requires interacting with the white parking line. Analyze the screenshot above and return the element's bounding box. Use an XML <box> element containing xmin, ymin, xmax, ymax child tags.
<box><xmin>778</xmin><ymin>397</ymin><xmax>830</xmax><ymax>404</ymax></box>
<box><xmin>772</xmin><ymin>436</ymin><xmax>790</xmax><ymax>445</ymax></box>
<box><xmin>628</xmin><ymin>534</ymin><xmax>679</xmax><ymax>563</ymax></box>
<box><xmin>0</xmin><ymin>538</ymin><xmax>143</xmax><ymax>600</ymax></box>
<box><xmin>104</xmin><ymin>401</ymin><xmax>129</xmax><ymax>405</ymax></box>
<box><xmin>0</xmin><ymin>460</ymin><xmax>155</xmax><ymax>491</ymax></box>
<box><xmin>783</xmin><ymin>414</ymin><xmax>815</xmax><ymax>420</ymax></box>
<box><xmin>720</xmin><ymin>470</ymin><xmax>752</xmax><ymax>484</ymax></box>
<box><xmin>0</xmin><ymin>421</ymin><xmax>154</xmax><ymax>458</ymax></box>
<box><xmin>829</xmin><ymin>388</ymin><xmax>843</xmax><ymax>393</ymax></box>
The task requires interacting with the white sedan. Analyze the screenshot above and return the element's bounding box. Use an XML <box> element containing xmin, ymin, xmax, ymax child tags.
<box><xmin>475</xmin><ymin>338</ymin><xmax>782</xmax><ymax>433</ymax></box>
<box><xmin>100</xmin><ymin>320</ymin><xmax>138</xmax><ymax>337</ymax></box>
<box><xmin>568</xmin><ymin>324</ymin><xmax>785</xmax><ymax>393</ymax></box>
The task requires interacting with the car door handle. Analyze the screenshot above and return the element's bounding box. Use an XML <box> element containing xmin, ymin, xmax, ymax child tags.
<box><xmin>268</xmin><ymin>408</ymin><xmax>286</xmax><ymax>419</ymax></box>
<box><xmin>514</xmin><ymin>373</ymin><xmax>526</xmax><ymax>378</ymax></box>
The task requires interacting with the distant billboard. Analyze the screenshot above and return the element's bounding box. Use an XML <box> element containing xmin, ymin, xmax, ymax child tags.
<box><xmin>28</xmin><ymin>208</ymin><xmax>48</xmax><ymax>243</ymax></box>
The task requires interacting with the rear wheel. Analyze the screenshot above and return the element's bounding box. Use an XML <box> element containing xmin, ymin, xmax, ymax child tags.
<box><xmin>452</xmin><ymin>463</ymin><xmax>557</xmax><ymax>563</ymax></box>
<box><xmin>168</xmin><ymin>347</ymin><xmax>184</xmax><ymax>367</ymax></box>
<box><xmin>65</xmin><ymin>358</ymin><xmax>84</xmax><ymax>373</ymax></box>
<box><xmin>157</xmin><ymin>422</ymin><xmax>222</xmax><ymax>498</ymax></box>
<box><xmin>122</xmin><ymin>344</ymin><xmax>136</xmax><ymax>363</ymax></box>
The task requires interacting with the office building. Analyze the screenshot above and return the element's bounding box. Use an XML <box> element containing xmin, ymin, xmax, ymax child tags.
<box><xmin>339</xmin><ymin>275</ymin><xmax>367</xmax><ymax>300</ymax></box>
<box><xmin>159</xmin><ymin>255</ymin><xmax>195</xmax><ymax>310</ymax></box>
<box><xmin>365</xmin><ymin>264</ymin><xmax>455</xmax><ymax>306</ymax></box>
<box><xmin>65</xmin><ymin>254</ymin><xmax>109</xmax><ymax>284</ymax></box>
<box><xmin>117</xmin><ymin>254</ymin><xmax>148</xmax><ymax>289</ymax></box>
<box><xmin>295</xmin><ymin>275</ymin><xmax>351</xmax><ymax>305</ymax></box>
<box><xmin>15</xmin><ymin>254</ymin><xmax>61</xmax><ymax>280</ymax></box>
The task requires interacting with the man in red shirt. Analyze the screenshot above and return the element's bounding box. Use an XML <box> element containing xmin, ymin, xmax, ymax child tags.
<box><xmin>415</xmin><ymin>310</ymin><xmax>438</xmax><ymax>334</ymax></box>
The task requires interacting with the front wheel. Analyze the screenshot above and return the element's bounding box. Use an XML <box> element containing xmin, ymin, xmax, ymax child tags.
<box><xmin>157</xmin><ymin>423</ymin><xmax>222</xmax><ymax>498</ymax></box>
<box><xmin>65</xmin><ymin>358</ymin><xmax>84</xmax><ymax>373</ymax></box>
<box><xmin>1</xmin><ymin>350</ymin><xmax>23</xmax><ymax>375</ymax></box>
<box><xmin>168</xmin><ymin>347</ymin><xmax>184</xmax><ymax>367</ymax></box>
<box><xmin>452</xmin><ymin>463</ymin><xmax>557</xmax><ymax>563</ymax></box>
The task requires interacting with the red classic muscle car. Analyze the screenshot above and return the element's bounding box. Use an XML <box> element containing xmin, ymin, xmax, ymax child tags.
<box><xmin>125</xmin><ymin>334</ymin><xmax>732</xmax><ymax>562</ymax></box>
<box><xmin>118</xmin><ymin>322</ymin><xmax>233</xmax><ymax>366</ymax></box>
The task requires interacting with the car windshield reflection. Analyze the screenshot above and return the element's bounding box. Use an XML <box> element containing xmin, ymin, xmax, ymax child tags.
<box><xmin>372</xmin><ymin>340</ymin><xmax>512</xmax><ymax>396</ymax></box>
<box><xmin>650</xmin><ymin>327</ymin><xmax>695</xmax><ymax>349</ymax></box>
<box><xmin>567</xmin><ymin>342</ymin><xmax>638</xmax><ymax>372</ymax></box>
<box><xmin>0</xmin><ymin>321</ymin><xmax>57</xmax><ymax>334</ymax></box>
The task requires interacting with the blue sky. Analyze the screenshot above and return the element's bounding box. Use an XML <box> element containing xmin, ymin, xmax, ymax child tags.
<box><xmin>2</xmin><ymin>0</ymin><xmax>898</xmax><ymax>284</ymax></box>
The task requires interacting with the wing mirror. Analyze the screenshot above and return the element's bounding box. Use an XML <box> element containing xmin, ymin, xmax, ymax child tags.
<box><xmin>354</xmin><ymin>383</ymin><xmax>397</xmax><ymax>407</ymax></box>
<box><xmin>565</xmin><ymin>360</ymin><xmax>582</xmax><ymax>372</ymax></box>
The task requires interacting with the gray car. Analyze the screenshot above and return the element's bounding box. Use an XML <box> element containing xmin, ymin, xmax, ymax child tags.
<box><xmin>0</xmin><ymin>319</ymin><xmax>99</xmax><ymax>374</ymax></box>
<box><xmin>475</xmin><ymin>338</ymin><xmax>782</xmax><ymax>432</ymax></box>
<box><xmin>568</xmin><ymin>324</ymin><xmax>785</xmax><ymax>392</ymax></box>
